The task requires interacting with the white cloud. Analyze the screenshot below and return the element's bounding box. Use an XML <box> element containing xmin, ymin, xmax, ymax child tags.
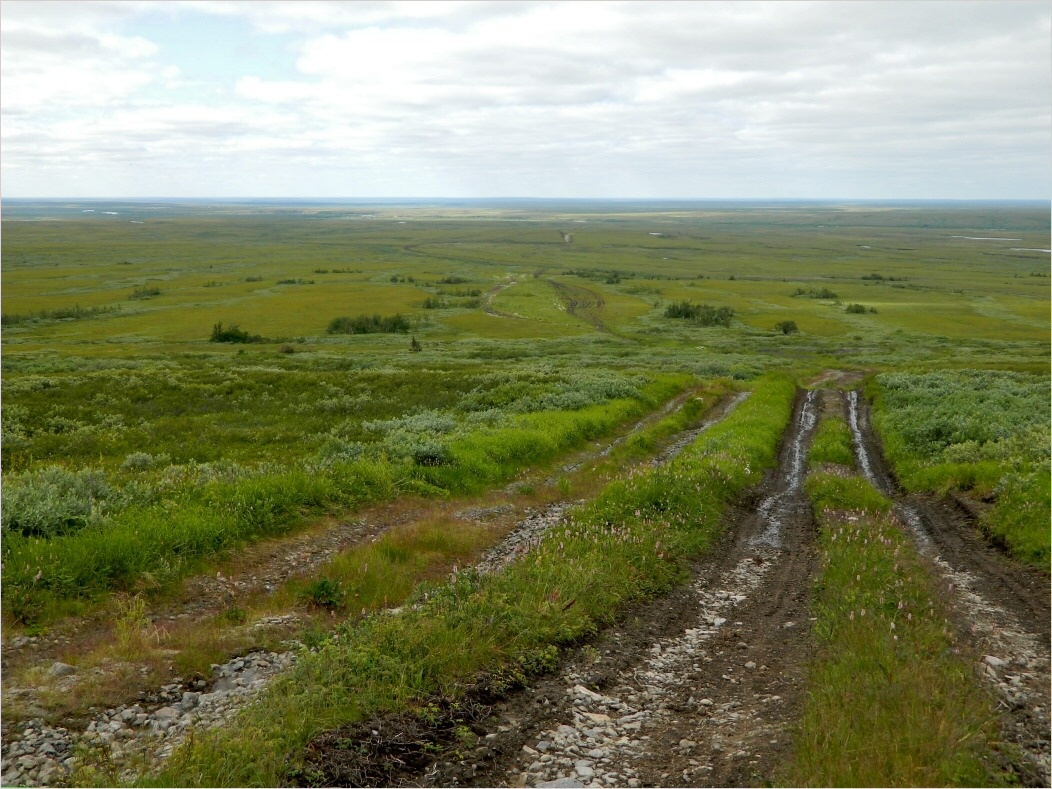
<box><xmin>1</xmin><ymin>0</ymin><xmax>1048</xmax><ymax>198</ymax></box>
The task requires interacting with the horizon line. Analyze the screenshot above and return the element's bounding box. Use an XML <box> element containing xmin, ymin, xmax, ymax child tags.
<box><xmin>3</xmin><ymin>196</ymin><xmax>1049</xmax><ymax>204</ymax></box>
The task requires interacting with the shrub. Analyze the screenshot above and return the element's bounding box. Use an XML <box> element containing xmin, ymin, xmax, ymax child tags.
<box><xmin>793</xmin><ymin>287</ymin><xmax>838</xmax><ymax>299</ymax></box>
<box><xmin>327</xmin><ymin>314</ymin><xmax>411</xmax><ymax>335</ymax></box>
<box><xmin>1</xmin><ymin>465</ymin><xmax>114</xmax><ymax>537</ymax></box>
<box><xmin>1</xmin><ymin>304</ymin><xmax>116</xmax><ymax>326</ymax></box>
<box><xmin>300</xmin><ymin>578</ymin><xmax>345</xmax><ymax>610</ymax></box>
<box><xmin>662</xmin><ymin>301</ymin><xmax>734</xmax><ymax>327</ymax></box>
<box><xmin>845</xmin><ymin>303</ymin><xmax>876</xmax><ymax>314</ymax></box>
<box><xmin>121</xmin><ymin>451</ymin><xmax>169</xmax><ymax>471</ymax></box>
<box><xmin>129</xmin><ymin>287</ymin><xmax>161</xmax><ymax>300</ymax></box>
<box><xmin>775</xmin><ymin>320</ymin><xmax>799</xmax><ymax>335</ymax></box>
<box><xmin>209</xmin><ymin>322</ymin><xmax>262</xmax><ymax>344</ymax></box>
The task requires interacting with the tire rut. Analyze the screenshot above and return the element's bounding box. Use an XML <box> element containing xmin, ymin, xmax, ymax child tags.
<box><xmin>849</xmin><ymin>390</ymin><xmax>1051</xmax><ymax>786</ymax></box>
<box><xmin>544</xmin><ymin>279</ymin><xmax>613</xmax><ymax>336</ymax></box>
<box><xmin>417</xmin><ymin>388</ymin><xmax>821</xmax><ymax>788</ymax></box>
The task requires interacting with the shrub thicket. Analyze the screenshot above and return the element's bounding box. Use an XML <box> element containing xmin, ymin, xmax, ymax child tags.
<box><xmin>663</xmin><ymin>301</ymin><xmax>734</xmax><ymax>327</ymax></box>
<box><xmin>1</xmin><ymin>304</ymin><xmax>116</xmax><ymax>326</ymax></box>
<box><xmin>793</xmin><ymin>287</ymin><xmax>838</xmax><ymax>299</ymax></box>
<box><xmin>327</xmin><ymin>314</ymin><xmax>411</xmax><ymax>334</ymax></box>
<box><xmin>209</xmin><ymin>322</ymin><xmax>262</xmax><ymax>343</ymax></box>
<box><xmin>845</xmin><ymin>303</ymin><xmax>876</xmax><ymax>314</ymax></box>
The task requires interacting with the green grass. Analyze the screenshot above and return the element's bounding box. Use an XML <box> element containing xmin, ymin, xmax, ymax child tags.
<box><xmin>787</xmin><ymin>412</ymin><xmax>1007</xmax><ymax>787</ymax></box>
<box><xmin>140</xmin><ymin>373</ymin><xmax>796</xmax><ymax>787</ymax></box>
<box><xmin>808</xmin><ymin>412</ymin><xmax>856</xmax><ymax>468</ymax></box>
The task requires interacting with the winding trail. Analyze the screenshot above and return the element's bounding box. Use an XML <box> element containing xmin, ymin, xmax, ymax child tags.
<box><xmin>544</xmin><ymin>278</ymin><xmax>613</xmax><ymax>336</ymax></box>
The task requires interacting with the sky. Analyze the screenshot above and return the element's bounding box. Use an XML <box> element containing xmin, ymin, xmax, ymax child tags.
<box><xmin>1</xmin><ymin>0</ymin><xmax>1050</xmax><ymax>200</ymax></box>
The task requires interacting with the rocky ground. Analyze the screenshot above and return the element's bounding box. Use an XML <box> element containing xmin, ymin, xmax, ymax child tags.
<box><xmin>413</xmin><ymin>388</ymin><xmax>821</xmax><ymax>789</ymax></box>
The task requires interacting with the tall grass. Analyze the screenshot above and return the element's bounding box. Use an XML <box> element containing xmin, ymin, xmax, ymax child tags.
<box><xmin>786</xmin><ymin>412</ymin><xmax>1006</xmax><ymax>787</ymax></box>
<box><xmin>145</xmin><ymin>374</ymin><xmax>796</xmax><ymax>787</ymax></box>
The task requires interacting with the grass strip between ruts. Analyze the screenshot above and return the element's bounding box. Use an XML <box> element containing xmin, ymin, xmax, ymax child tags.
<box><xmin>786</xmin><ymin>410</ymin><xmax>1008</xmax><ymax>787</ymax></box>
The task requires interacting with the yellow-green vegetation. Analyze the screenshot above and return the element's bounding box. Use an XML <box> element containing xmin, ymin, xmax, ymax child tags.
<box><xmin>142</xmin><ymin>374</ymin><xmax>796</xmax><ymax>787</ymax></box>
<box><xmin>3</xmin><ymin>202</ymin><xmax>1049</xmax><ymax>365</ymax></box>
<box><xmin>870</xmin><ymin>370</ymin><xmax>1051</xmax><ymax>567</ymax></box>
<box><xmin>788</xmin><ymin>412</ymin><xmax>1007</xmax><ymax>787</ymax></box>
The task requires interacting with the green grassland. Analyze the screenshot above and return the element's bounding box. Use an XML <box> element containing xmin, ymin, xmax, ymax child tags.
<box><xmin>1</xmin><ymin>200</ymin><xmax>1048</xmax><ymax>786</ymax></box>
<box><xmin>2</xmin><ymin>200</ymin><xmax>1048</xmax><ymax>625</ymax></box>
<box><xmin>3</xmin><ymin>201</ymin><xmax>1048</xmax><ymax>361</ymax></box>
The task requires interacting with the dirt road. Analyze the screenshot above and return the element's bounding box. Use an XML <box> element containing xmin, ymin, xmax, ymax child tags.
<box><xmin>394</xmin><ymin>388</ymin><xmax>823</xmax><ymax>788</ymax></box>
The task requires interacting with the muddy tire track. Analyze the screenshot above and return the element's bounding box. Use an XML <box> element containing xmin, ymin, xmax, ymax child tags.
<box><xmin>402</xmin><ymin>388</ymin><xmax>821</xmax><ymax>788</ymax></box>
<box><xmin>849</xmin><ymin>390</ymin><xmax>1051</xmax><ymax>786</ymax></box>
<box><xmin>482</xmin><ymin>280</ymin><xmax>525</xmax><ymax>319</ymax></box>
<box><xmin>545</xmin><ymin>278</ymin><xmax>613</xmax><ymax>335</ymax></box>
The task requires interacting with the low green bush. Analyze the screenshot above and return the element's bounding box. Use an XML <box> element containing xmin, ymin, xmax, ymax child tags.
<box><xmin>209</xmin><ymin>322</ymin><xmax>262</xmax><ymax>344</ymax></box>
<box><xmin>870</xmin><ymin>370</ymin><xmax>1050</xmax><ymax>567</ymax></box>
<box><xmin>663</xmin><ymin>300</ymin><xmax>734</xmax><ymax>327</ymax></box>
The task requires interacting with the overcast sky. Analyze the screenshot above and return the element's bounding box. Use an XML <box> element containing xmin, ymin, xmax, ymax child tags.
<box><xmin>2</xmin><ymin>1</ymin><xmax>1049</xmax><ymax>199</ymax></box>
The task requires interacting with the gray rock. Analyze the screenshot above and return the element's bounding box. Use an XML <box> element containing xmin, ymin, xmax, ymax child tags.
<box><xmin>180</xmin><ymin>692</ymin><xmax>201</xmax><ymax>711</ymax></box>
<box><xmin>48</xmin><ymin>661</ymin><xmax>76</xmax><ymax>678</ymax></box>
<box><xmin>18</xmin><ymin>754</ymin><xmax>41</xmax><ymax>770</ymax></box>
<box><xmin>537</xmin><ymin>779</ymin><xmax>585</xmax><ymax>788</ymax></box>
<box><xmin>152</xmin><ymin>706</ymin><xmax>180</xmax><ymax>720</ymax></box>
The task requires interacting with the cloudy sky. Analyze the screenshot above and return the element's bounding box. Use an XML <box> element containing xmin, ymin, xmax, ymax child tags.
<box><xmin>2</xmin><ymin>1</ymin><xmax>1049</xmax><ymax>199</ymax></box>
